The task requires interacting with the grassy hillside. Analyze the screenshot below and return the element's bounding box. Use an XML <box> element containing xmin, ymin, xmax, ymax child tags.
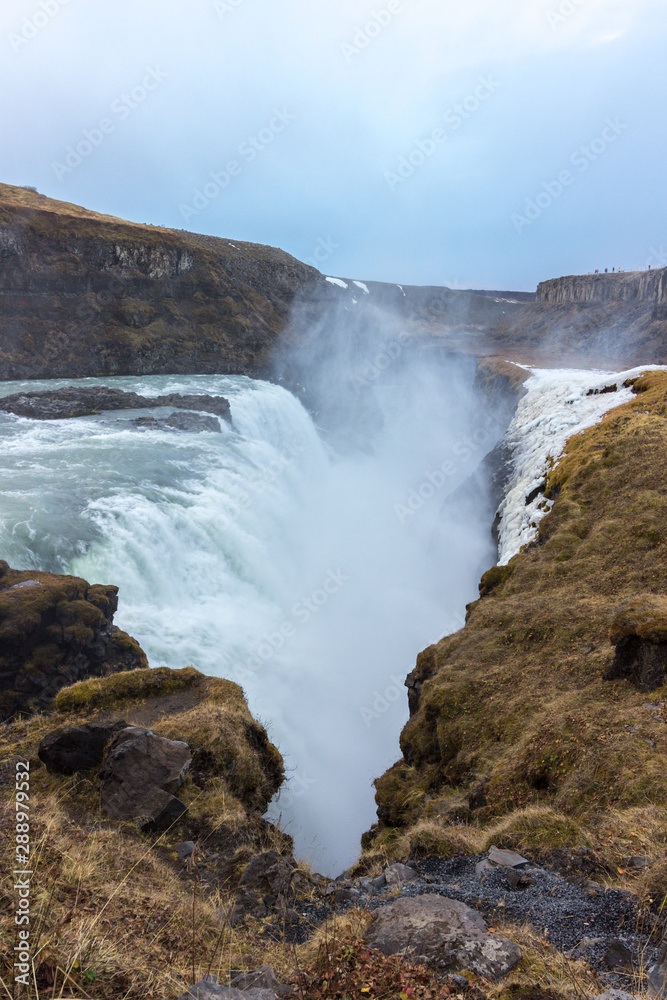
<box><xmin>368</xmin><ymin>370</ymin><xmax>667</xmax><ymax>912</ymax></box>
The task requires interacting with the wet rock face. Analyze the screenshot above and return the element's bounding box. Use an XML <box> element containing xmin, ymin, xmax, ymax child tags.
<box><xmin>365</xmin><ymin>894</ymin><xmax>521</xmax><ymax>979</ymax></box>
<box><xmin>0</xmin><ymin>561</ymin><xmax>147</xmax><ymax>721</ymax></box>
<box><xmin>99</xmin><ymin>726</ymin><xmax>191</xmax><ymax>829</ymax></box>
<box><xmin>605</xmin><ymin>596</ymin><xmax>667</xmax><ymax>691</ymax></box>
<box><xmin>0</xmin><ymin>386</ymin><xmax>231</xmax><ymax>423</ymax></box>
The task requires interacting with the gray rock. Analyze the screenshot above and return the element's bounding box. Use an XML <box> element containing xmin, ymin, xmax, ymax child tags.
<box><xmin>176</xmin><ymin>841</ymin><xmax>197</xmax><ymax>859</ymax></box>
<box><xmin>38</xmin><ymin>720</ymin><xmax>129</xmax><ymax>774</ymax></box>
<box><xmin>487</xmin><ymin>845</ymin><xmax>530</xmax><ymax>868</ymax></box>
<box><xmin>99</xmin><ymin>727</ymin><xmax>191</xmax><ymax>828</ymax></box>
<box><xmin>230</xmin><ymin>966</ymin><xmax>283</xmax><ymax>994</ymax></box>
<box><xmin>648</xmin><ymin>937</ymin><xmax>667</xmax><ymax>999</ymax></box>
<box><xmin>370</xmin><ymin>872</ymin><xmax>387</xmax><ymax>891</ymax></box>
<box><xmin>365</xmin><ymin>895</ymin><xmax>521</xmax><ymax>979</ymax></box>
<box><xmin>595</xmin><ymin>991</ymin><xmax>638</xmax><ymax>1000</ymax></box>
<box><xmin>130</xmin><ymin>412</ymin><xmax>221</xmax><ymax>433</ymax></box>
<box><xmin>506</xmin><ymin>869</ymin><xmax>535</xmax><ymax>890</ymax></box>
<box><xmin>177</xmin><ymin>984</ymin><xmax>275</xmax><ymax>1000</ymax></box>
<box><xmin>239</xmin><ymin>851</ymin><xmax>309</xmax><ymax>898</ymax></box>
<box><xmin>384</xmin><ymin>862</ymin><xmax>421</xmax><ymax>886</ymax></box>
<box><xmin>475</xmin><ymin>859</ymin><xmax>494</xmax><ymax>878</ymax></box>
<box><xmin>628</xmin><ymin>855</ymin><xmax>650</xmax><ymax>869</ymax></box>
<box><xmin>604</xmin><ymin>938</ymin><xmax>633</xmax><ymax>971</ymax></box>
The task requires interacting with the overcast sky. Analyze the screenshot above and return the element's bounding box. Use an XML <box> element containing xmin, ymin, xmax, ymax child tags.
<box><xmin>2</xmin><ymin>0</ymin><xmax>666</xmax><ymax>290</ymax></box>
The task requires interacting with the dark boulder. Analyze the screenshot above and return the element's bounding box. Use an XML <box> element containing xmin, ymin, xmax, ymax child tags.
<box><xmin>38</xmin><ymin>720</ymin><xmax>129</xmax><ymax>774</ymax></box>
<box><xmin>0</xmin><ymin>561</ymin><xmax>147</xmax><ymax>721</ymax></box>
<box><xmin>99</xmin><ymin>726</ymin><xmax>191</xmax><ymax>829</ymax></box>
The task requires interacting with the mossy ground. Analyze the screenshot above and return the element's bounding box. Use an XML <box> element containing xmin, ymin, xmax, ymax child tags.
<box><xmin>369</xmin><ymin>371</ymin><xmax>667</xmax><ymax>909</ymax></box>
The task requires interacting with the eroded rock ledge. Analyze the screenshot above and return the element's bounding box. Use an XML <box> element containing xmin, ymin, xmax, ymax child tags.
<box><xmin>0</xmin><ymin>385</ymin><xmax>231</xmax><ymax>422</ymax></box>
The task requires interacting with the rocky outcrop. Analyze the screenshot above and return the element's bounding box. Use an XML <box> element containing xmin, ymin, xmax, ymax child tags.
<box><xmin>0</xmin><ymin>560</ymin><xmax>147</xmax><ymax>720</ymax></box>
<box><xmin>99</xmin><ymin>725</ymin><xmax>192</xmax><ymax>829</ymax></box>
<box><xmin>537</xmin><ymin>269</ymin><xmax>667</xmax><ymax>309</ymax></box>
<box><xmin>0</xmin><ymin>183</ymin><xmax>320</xmax><ymax>381</ymax></box>
<box><xmin>0</xmin><ymin>385</ymin><xmax>231</xmax><ymax>422</ymax></box>
<box><xmin>365</xmin><ymin>895</ymin><xmax>521</xmax><ymax>978</ymax></box>
<box><xmin>488</xmin><ymin>268</ymin><xmax>667</xmax><ymax>367</ymax></box>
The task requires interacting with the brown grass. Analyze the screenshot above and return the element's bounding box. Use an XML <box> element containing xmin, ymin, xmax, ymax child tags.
<box><xmin>371</xmin><ymin>371</ymin><xmax>667</xmax><ymax>878</ymax></box>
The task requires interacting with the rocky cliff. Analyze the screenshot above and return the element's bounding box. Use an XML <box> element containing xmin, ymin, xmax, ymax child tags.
<box><xmin>488</xmin><ymin>269</ymin><xmax>667</xmax><ymax>367</ymax></box>
<box><xmin>0</xmin><ymin>560</ymin><xmax>148</xmax><ymax>719</ymax></box>
<box><xmin>0</xmin><ymin>184</ymin><xmax>528</xmax><ymax>381</ymax></box>
<box><xmin>0</xmin><ymin>183</ymin><xmax>322</xmax><ymax>380</ymax></box>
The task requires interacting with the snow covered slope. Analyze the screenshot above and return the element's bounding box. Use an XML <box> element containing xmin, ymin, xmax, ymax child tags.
<box><xmin>497</xmin><ymin>365</ymin><xmax>667</xmax><ymax>565</ymax></box>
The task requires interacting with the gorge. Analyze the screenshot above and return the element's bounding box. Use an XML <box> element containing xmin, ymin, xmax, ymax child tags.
<box><xmin>1</xmin><ymin>183</ymin><xmax>667</xmax><ymax>998</ymax></box>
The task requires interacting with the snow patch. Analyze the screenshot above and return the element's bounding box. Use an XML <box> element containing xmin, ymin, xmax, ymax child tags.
<box><xmin>353</xmin><ymin>280</ymin><xmax>370</xmax><ymax>295</ymax></box>
<box><xmin>326</xmin><ymin>276</ymin><xmax>348</xmax><ymax>289</ymax></box>
<box><xmin>397</xmin><ymin>284</ymin><xmax>406</xmax><ymax>296</ymax></box>
<box><xmin>497</xmin><ymin>365</ymin><xmax>667</xmax><ymax>566</ymax></box>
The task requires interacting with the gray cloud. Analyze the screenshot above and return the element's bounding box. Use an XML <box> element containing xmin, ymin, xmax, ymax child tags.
<box><xmin>1</xmin><ymin>0</ymin><xmax>665</xmax><ymax>288</ymax></box>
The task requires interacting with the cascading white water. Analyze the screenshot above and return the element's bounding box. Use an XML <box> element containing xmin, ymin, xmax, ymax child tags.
<box><xmin>0</xmin><ymin>341</ymin><xmax>501</xmax><ymax>873</ymax></box>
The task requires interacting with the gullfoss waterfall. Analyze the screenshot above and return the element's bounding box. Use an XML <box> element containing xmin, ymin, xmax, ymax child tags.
<box><xmin>0</xmin><ymin>351</ymin><xmax>500</xmax><ymax>874</ymax></box>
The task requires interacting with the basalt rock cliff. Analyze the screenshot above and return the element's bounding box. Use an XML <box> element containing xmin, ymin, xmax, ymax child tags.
<box><xmin>0</xmin><ymin>183</ymin><xmax>528</xmax><ymax>381</ymax></box>
<box><xmin>489</xmin><ymin>268</ymin><xmax>667</xmax><ymax>367</ymax></box>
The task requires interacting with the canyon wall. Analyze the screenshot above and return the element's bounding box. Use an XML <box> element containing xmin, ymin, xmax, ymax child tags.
<box><xmin>0</xmin><ymin>184</ymin><xmax>530</xmax><ymax>381</ymax></box>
